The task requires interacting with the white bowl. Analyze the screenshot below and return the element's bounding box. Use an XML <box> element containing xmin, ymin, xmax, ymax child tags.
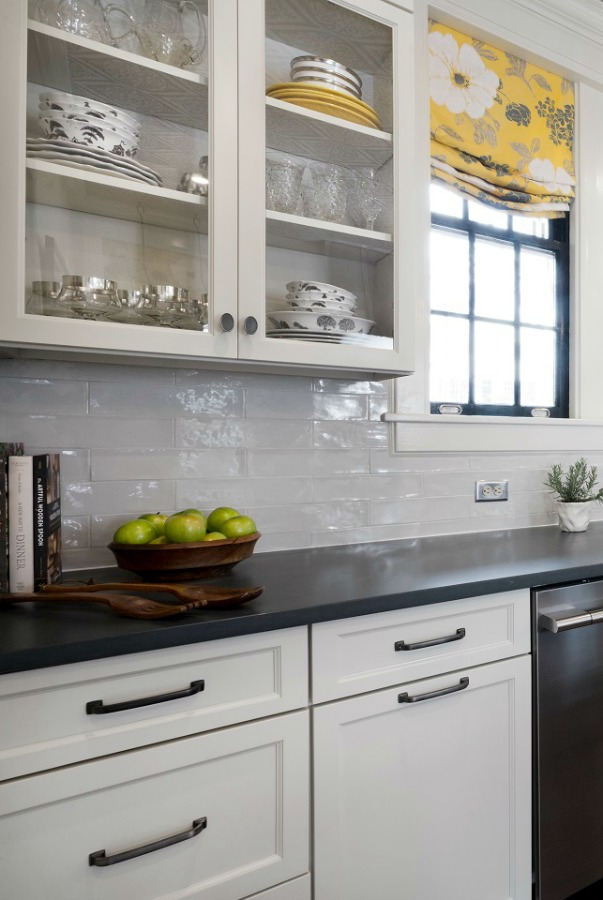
<box><xmin>290</xmin><ymin>55</ymin><xmax>362</xmax><ymax>90</ymax></box>
<box><xmin>39</xmin><ymin>101</ymin><xmax>140</xmax><ymax>136</ymax></box>
<box><xmin>286</xmin><ymin>281</ymin><xmax>357</xmax><ymax>302</ymax></box>
<box><xmin>39</xmin><ymin>114</ymin><xmax>139</xmax><ymax>157</ymax></box>
<box><xmin>267</xmin><ymin>309</ymin><xmax>374</xmax><ymax>334</ymax></box>
<box><xmin>285</xmin><ymin>295</ymin><xmax>357</xmax><ymax>312</ymax></box>
<box><xmin>39</xmin><ymin>91</ymin><xmax>139</xmax><ymax>132</ymax></box>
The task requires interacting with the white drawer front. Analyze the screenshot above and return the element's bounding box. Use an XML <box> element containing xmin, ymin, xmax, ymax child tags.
<box><xmin>311</xmin><ymin>590</ymin><xmax>530</xmax><ymax>702</ymax></box>
<box><xmin>0</xmin><ymin>711</ymin><xmax>310</xmax><ymax>900</ymax></box>
<box><xmin>0</xmin><ymin>627</ymin><xmax>308</xmax><ymax>779</ymax></box>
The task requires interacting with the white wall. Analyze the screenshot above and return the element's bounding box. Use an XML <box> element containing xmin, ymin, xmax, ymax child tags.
<box><xmin>1</xmin><ymin>358</ymin><xmax>598</xmax><ymax>571</ymax></box>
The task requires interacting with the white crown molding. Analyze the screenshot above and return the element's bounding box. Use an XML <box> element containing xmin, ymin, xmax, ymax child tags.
<box><xmin>425</xmin><ymin>0</ymin><xmax>603</xmax><ymax>84</ymax></box>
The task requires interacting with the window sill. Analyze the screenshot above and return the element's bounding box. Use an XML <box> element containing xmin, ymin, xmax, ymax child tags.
<box><xmin>382</xmin><ymin>412</ymin><xmax>603</xmax><ymax>454</ymax></box>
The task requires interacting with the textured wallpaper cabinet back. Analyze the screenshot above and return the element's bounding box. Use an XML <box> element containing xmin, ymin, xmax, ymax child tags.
<box><xmin>0</xmin><ymin>359</ymin><xmax>596</xmax><ymax>571</ymax></box>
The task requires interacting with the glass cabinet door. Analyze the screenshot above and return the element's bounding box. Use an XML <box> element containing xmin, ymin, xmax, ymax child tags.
<box><xmin>2</xmin><ymin>0</ymin><xmax>238</xmax><ymax>361</ymax></box>
<box><xmin>238</xmin><ymin>0</ymin><xmax>415</xmax><ymax>376</ymax></box>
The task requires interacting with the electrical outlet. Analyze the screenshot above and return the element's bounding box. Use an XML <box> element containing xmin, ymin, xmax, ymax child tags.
<box><xmin>475</xmin><ymin>480</ymin><xmax>509</xmax><ymax>502</ymax></box>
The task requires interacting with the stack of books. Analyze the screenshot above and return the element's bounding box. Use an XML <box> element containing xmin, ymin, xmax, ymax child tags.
<box><xmin>1</xmin><ymin>444</ymin><xmax>62</xmax><ymax>593</ymax></box>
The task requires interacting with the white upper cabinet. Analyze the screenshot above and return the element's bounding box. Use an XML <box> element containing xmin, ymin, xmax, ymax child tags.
<box><xmin>0</xmin><ymin>0</ymin><xmax>415</xmax><ymax>376</ymax></box>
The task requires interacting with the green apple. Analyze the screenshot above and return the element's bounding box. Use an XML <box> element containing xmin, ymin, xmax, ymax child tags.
<box><xmin>113</xmin><ymin>519</ymin><xmax>158</xmax><ymax>545</ymax></box>
<box><xmin>139</xmin><ymin>512</ymin><xmax>168</xmax><ymax>536</ymax></box>
<box><xmin>206</xmin><ymin>506</ymin><xmax>240</xmax><ymax>532</ymax></box>
<box><xmin>219</xmin><ymin>515</ymin><xmax>257</xmax><ymax>538</ymax></box>
<box><xmin>203</xmin><ymin>531</ymin><xmax>227</xmax><ymax>541</ymax></box>
<box><xmin>164</xmin><ymin>512</ymin><xmax>207</xmax><ymax>543</ymax></box>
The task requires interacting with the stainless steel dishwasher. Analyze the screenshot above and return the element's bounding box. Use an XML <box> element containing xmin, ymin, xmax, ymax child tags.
<box><xmin>533</xmin><ymin>579</ymin><xmax>603</xmax><ymax>900</ymax></box>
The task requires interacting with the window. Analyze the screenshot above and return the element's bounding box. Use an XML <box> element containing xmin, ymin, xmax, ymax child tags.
<box><xmin>429</xmin><ymin>184</ymin><xmax>569</xmax><ymax>418</ymax></box>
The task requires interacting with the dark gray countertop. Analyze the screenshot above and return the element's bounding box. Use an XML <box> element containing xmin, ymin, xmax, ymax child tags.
<box><xmin>3</xmin><ymin>522</ymin><xmax>603</xmax><ymax>674</ymax></box>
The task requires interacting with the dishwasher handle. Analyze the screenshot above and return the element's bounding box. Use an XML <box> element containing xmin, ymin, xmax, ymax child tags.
<box><xmin>539</xmin><ymin>607</ymin><xmax>603</xmax><ymax>633</ymax></box>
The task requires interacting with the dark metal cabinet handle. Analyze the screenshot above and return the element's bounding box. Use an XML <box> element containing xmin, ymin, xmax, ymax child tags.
<box><xmin>244</xmin><ymin>316</ymin><xmax>258</xmax><ymax>334</ymax></box>
<box><xmin>89</xmin><ymin>817</ymin><xmax>207</xmax><ymax>867</ymax></box>
<box><xmin>395</xmin><ymin>627</ymin><xmax>466</xmax><ymax>652</ymax></box>
<box><xmin>220</xmin><ymin>312</ymin><xmax>234</xmax><ymax>332</ymax></box>
<box><xmin>86</xmin><ymin>680</ymin><xmax>205</xmax><ymax>715</ymax></box>
<box><xmin>398</xmin><ymin>676</ymin><xmax>469</xmax><ymax>704</ymax></box>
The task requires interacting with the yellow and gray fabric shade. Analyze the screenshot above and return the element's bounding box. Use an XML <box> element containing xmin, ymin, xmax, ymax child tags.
<box><xmin>429</xmin><ymin>20</ymin><xmax>575</xmax><ymax>216</ymax></box>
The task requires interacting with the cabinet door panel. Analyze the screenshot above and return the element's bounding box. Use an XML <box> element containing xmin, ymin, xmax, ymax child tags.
<box><xmin>313</xmin><ymin>656</ymin><xmax>531</xmax><ymax>900</ymax></box>
<box><xmin>0</xmin><ymin>711</ymin><xmax>309</xmax><ymax>900</ymax></box>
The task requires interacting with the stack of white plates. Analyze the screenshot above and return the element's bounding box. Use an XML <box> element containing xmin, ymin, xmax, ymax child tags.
<box><xmin>290</xmin><ymin>55</ymin><xmax>362</xmax><ymax>100</ymax></box>
<box><xmin>26</xmin><ymin>138</ymin><xmax>162</xmax><ymax>186</ymax></box>
<box><xmin>267</xmin><ymin>280</ymin><xmax>376</xmax><ymax>340</ymax></box>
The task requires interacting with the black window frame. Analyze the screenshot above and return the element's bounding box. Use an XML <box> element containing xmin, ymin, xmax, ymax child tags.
<box><xmin>429</xmin><ymin>199</ymin><xmax>570</xmax><ymax>418</ymax></box>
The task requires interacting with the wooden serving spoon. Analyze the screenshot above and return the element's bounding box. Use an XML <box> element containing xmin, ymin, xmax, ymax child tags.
<box><xmin>41</xmin><ymin>581</ymin><xmax>264</xmax><ymax>607</ymax></box>
<box><xmin>0</xmin><ymin>585</ymin><xmax>263</xmax><ymax>619</ymax></box>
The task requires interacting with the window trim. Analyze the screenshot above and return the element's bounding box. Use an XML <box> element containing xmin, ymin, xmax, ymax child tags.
<box><xmin>388</xmin><ymin>0</ymin><xmax>603</xmax><ymax>453</ymax></box>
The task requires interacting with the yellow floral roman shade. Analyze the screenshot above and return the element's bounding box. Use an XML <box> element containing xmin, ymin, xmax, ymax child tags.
<box><xmin>429</xmin><ymin>21</ymin><xmax>575</xmax><ymax>216</ymax></box>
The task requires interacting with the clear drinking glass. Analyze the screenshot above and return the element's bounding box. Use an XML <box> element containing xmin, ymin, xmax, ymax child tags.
<box><xmin>347</xmin><ymin>168</ymin><xmax>384</xmax><ymax>230</ymax></box>
<box><xmin>266</xmin><ymin>156</ymin><xmax>305</xmax><ymax>215</ymax></box>
<box><xmin>306</xmin><ymin>164</ymin><xmax>349</xmax><ymax>223</ymax></box>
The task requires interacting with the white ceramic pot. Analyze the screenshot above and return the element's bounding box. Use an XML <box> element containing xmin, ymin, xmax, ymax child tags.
<box><xmin>556</xmin><ymin>500</ymin><xmax>592</xmax><ymax>532</ymax></box>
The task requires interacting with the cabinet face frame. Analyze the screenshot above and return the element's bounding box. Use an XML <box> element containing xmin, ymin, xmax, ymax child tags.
<box><xmin>237</xmin><ymin>0</ymin><xmax>416</xmax><ymax>375</ymax></box>
<box><xmin>1</xmin><ymin>0</ymin><xmax>239</xmax><ymax>362</ymax></box>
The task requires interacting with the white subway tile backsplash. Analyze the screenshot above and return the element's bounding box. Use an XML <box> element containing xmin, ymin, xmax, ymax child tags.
<box><xmin>91</xmin><ymin>448</ymin><xmax>245</xmax><ymax>481</ymax></box>
<box><xmin>245</xmin><ymin>390</ymin><xmax>367</xmax><ymax>421</ymax></box>
<box><xmin>90</xmin><ymin>383</ymin><xmax>243</xmax><ymax>417</ymax></box>
<box><xmin>2</xmin><ymin>357</ymin><xmax>600</xmax><ymax>571</ymax></box>
<box><xmin>0</xmin><ymin>378</ymin><xmax>88</xmax><ymax>415</ymax></box>
<box><xmin>312</xmin><ymin>420</ymin><xmax>387</xmax><ymax>449</ymax></box>
<box><xmin>62</xmin><ymin>480</ymin><xmax>174</xmax><ymax>517</ymax></box>
<box><xmin>247</xmin><ymin>448</ymin><xmax>369</xmax><ymax>477</ymax></box>
<box><xmin>176</xmin><ymin>417</ymin><xmax>313</xmax><ymax>449</ymax></box>
<box><xmin>174</xmin><ymin>476</ymin><xmax>312</xmax><ymax>509</ymax></box>
<box><xmin>246</xmin><ymin>501</ymin><xmax>368</xmax><ymax>533</ymax></box>
<box><xmin>313</xmin><ymin>473</ymin><xmax>422</xmax><ymax>502</ymax></box>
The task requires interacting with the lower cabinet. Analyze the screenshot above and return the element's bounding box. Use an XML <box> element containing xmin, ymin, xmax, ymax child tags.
<box><xmin>313</xmin><ymin>655</ymin><xmax>532</xmax><ymax>900</ymax></box>
<box><xmin>0</xmin><ymin>710</ymin><xmax>309</xmax><ymax>900</ymax></box>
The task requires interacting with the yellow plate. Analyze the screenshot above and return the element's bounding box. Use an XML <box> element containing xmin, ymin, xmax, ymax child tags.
<box><xmin>267</xmin><ymin>88</ymin><xmax>381</xmax><ymax>127</ymax></box>
<box><xmin>269</xmin><ymin>95</ymin><xmax>381</xmax><ymax>128</ymax></box>
<box><xmin>267</xmin><ymin>81</ymin><xmax>380</xmax><ymax>118</ymax></box>
<box><xmin>272</xmin><ymin>95</ymin><xmax>381</xmax><ymax>129</ymax></box>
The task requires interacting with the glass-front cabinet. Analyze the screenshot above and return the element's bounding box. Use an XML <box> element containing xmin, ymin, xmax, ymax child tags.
<box><xmin>1</xmin><ymin>0</ymin><xmax>415</xmax><ymax>377</ymax></box>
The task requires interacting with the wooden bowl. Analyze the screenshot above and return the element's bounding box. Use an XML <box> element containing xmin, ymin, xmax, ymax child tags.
<box><xmin>108</xmin><ymin>532</ymin><xmax>261</xmax><ymax>581</ymax></box>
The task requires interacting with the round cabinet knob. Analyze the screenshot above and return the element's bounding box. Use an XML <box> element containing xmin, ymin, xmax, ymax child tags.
<box><xmin>219</xmin><ymin>313</ymin><xmax>234</xmax><ymax>332</ymax></box>
<box><xmin>244</xmin><ymin>316</ymin><xmax>258</xmax><ymax>335</ymax></box>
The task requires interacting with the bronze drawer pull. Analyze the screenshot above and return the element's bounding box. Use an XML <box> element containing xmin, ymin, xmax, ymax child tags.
<box><xmin>394</xmin><ymin>627</ymin><xmax>466</xmax><ymax>652</ymax></box>
<box><xmin>86</xmin><ymin>679</ymin><xmax>205</xmax><ymax>715</ymax></box>
<box><xmin>398</xmin><ymin>676</ymin><xmax>470</xmax><ymax>705</ymax></box>
<box><xmin>89</xmin><ymin>817</ymin><xmax>207</xmax><ymax>866</ymax></box>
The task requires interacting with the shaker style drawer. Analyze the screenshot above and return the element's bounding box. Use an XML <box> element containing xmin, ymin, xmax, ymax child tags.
<box><xmin>0</xmin><ymin>626</ymin><xmax>308</xmax><ymax>779</ymax></box>
<box><xmin>311</xmin><ymin>590</ymin><xmax>530</xmax><ymax>702</ymax></box>
<box><xmin>0</xmin><ymin>711</ymin><xmax>310</xmax><ymax>900</ymax></box>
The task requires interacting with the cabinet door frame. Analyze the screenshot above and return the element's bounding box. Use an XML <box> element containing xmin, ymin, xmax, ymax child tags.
<box><xmin>237</xmin><ymin>0</ymin><xmax>416</xmax><ymax>375</ymax></box>
<box><xmin>0</xmin><ymin>0</ymin><xmax>240</xmax><ymax>362</ymax></box>
<box><xmin>313</xmin><ymin>654</ymin><xmax>532</xmax><ymax>900</ymax></box>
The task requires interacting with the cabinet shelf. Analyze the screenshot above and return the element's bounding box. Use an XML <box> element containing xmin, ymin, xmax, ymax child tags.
<box><xmin>27</xmin><ymin>21</ymin><xmax>208</xmax><ymax>128</ymax></box>
<box><xmin>266</xmin><ymin>209</ymin><xmax>391</xmax><ymax>261</ymax></box>
<box><xmin>26</xmin><ymin>159</ymin><xmax>207</xmax><ymax>232</ymax></box>
<box><xmin>266</xmin><ymin>97</ymin><xmax>392</xmax><ymax>168</ymax></box>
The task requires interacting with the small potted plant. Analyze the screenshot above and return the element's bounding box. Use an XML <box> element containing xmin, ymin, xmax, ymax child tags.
<box><xmin>544</xmin><ymin>457</ymin><xmax>603</xmax><ymax>532</ymax></box>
